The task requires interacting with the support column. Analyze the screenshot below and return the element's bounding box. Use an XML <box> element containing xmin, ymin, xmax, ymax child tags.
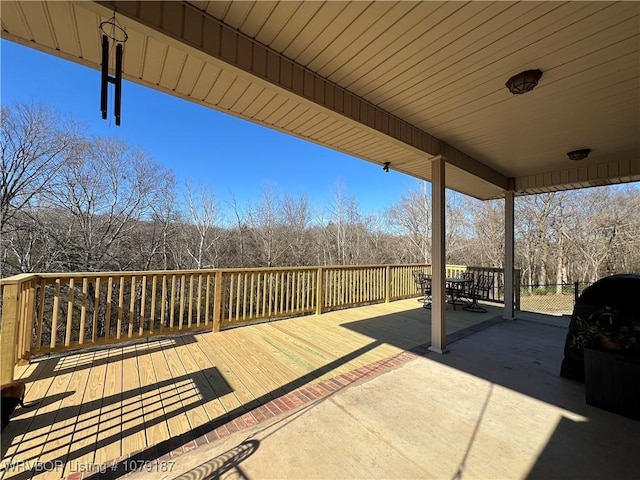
<box><xmin>429</xmin><ymin>155</ymin><xmax>448</xmax><ymax>354</ymax></box>
<box><xmin>504</xmin><ymin>188</ymin><xmax>515</xmax><ymax>320</ymax></box>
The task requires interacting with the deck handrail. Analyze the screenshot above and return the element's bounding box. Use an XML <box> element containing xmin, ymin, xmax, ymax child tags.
<box><xmin>0</xmin><ymin>263</ymin><xmax>518</xmax><ymax>383</ymax></box>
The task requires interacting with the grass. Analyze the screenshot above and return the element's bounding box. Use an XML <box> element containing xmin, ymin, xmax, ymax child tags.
<box><xmin>519</xmin><ymin>293</ymin><xmax>574</xmax><ymax>315</ymax></box>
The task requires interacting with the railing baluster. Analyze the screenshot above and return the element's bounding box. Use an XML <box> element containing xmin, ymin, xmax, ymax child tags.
<box><xmin>128</xmin><ymin>276</ymin><xmax>136</xmax><ymax>338</ymax></box>
<box><xmin>105</xmin><ymin>277</ymin><xmax>113</xmax><ymax>340</ymax></box>
<box><xmin>188</xmin><ymin>274</ymin><xmax>194</xmax><ymax>328</ymax></box>
<box><xmin>235</xmin><ymin>273</ymin><xmax>241</xmax><ymax>321</ymax></box>
<box><xmin>179</xmin><ymin>274</ymin><xmax>186</xmax><ymax>329</ymax></box>
<box><xmin>79</xmin><ymin>278</ymin><xmax>88</xmax><ymax>345</ymax></box>
<box><xmin>92</xmin><ymin>277</ymin><xmax>101</xmax><ymax>343</ymax></box>
<box><xmin>170</xmin><ymin>275</ymin><xmax>176</xmax><ymax>329</ymax></box>
<box><xmin>205</xmin><ymin>274</ymin><xmax>211</xmax><ymax>325</ymax></box>
<box><xmin>150</xmin><ymin>275</ymin><xmax>157</xmax><ymax>334</ymax></box>
<box><xmin>17</xmin><ymin>284</ymin><xmax>27</xmax><ymax>361</ymax></box>
<box><xmin>65</xmin><ymin>278</ymin><xmax>74</xmax><ymax>347</ymax></box>
<box><xmin>246</xmin><ymin>273</ymin><xmax>252</xmax><ymax>319</ymax></box>
<box><xmin>160</xmin><ymin>275</ymin><xmax>167</xmax><ymax>331</ymax></box>
<box><xmin>212</xmin><ymin>271</ymin><xmax>223</xmax><ymax>332</ymax></box>
<box><xmin>36</xmin><ymin>279</ymin><xmax>46</xmax><ymax>351</ymax></box>
<box><xmin>140</xmin><ymin>276</ymin><xmax>147</xmax><ymax>336</ymax></box>
<box><xmin>197</xmin><ymin>274</ymin><xmax>202</xmax><ymax>327</ymax></box>
<box><xmin>117</xmin><ymin>276</ymin><xmax>125</xmax><ymax>339</ymax></box>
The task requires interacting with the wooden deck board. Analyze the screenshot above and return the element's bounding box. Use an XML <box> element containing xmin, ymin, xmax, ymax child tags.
<box><xmin>203</xmin><ymin>331</ymin><xmax>278</xmax><ymax>400</ymax></box>
<box><xmin>2</xmin><ymin>359</ymin><xmax>58</xmax><ymax>469</ymax></box>
<box><xmin>93</xmin><ymin>349</ymin><xmax>123</xmax><ymax>465</ymax></box>
<box><xmin>190</xmin><ymin>335</ymin><xmax>256</xmax><ymax>413</ymax></box>
<box><xmin>172</xmin><ymin>337</ymin><xmax>228</xmax><ymax>422</ymax></box>
<box><xmin>135</xmin><ymin>343</ymin><xmax>171</xmax><ymax>450</ymax></box>
<box><xmin>147</xmin><ymin>345</ymin><xmax>188</xmax><ymax>442</ymax></box>
<box><xmin>34</xmin><ymin>353</ymin><xmax>93</xmax><ymax>480</ymax></box>
<box><xmin>161</xmin><ymin>343</ymin><xmax>211</xmax><ymax>433</ymax></box>
<box><xmin>119</xmin><ymin>346</ymin><xmax>147</xmax><ymax>463</ymax></box>
<box><xmin>66</xmin><ymin>350</ymin><xmax>109</xmax><ymax>474</ymax></box>
<box><xmin>226</xmin><ymin>328</ymin><xmax>317</xmax><ymax>396</ymax></box>
<box><xmin>5</xmin><ymin>356</ymin><xmax>80</xmax><ymax>479</ymax></box>
<box><xmin>1</xmin><ymin>300</ymin><xmax>503</xmax><ymax>477</ymax></box>
<box><xmin>274</xmin><ymin>316</ymin><xmax>403</xmax><ymax>374</ymax></box>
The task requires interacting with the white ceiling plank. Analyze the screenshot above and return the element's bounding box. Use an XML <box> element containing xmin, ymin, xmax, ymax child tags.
<box><xmin>44</xmin><ymin>2</ymin><xmax>81</xmax><ymax>56</ymax></box>
<box><xmin>205</xmin><ymin>69</ymin><xmax>238</xmax><ymax>105</ymax></box>
<box><xmin>1</xmin><ymin>2</ymin><xmax>32</xmax><ymax>40</ymax></box>
<box><xmin>190</xmin><ymin>62</ymin><xmax>222</xmax><ymax>101</ymax></box>
<box><xmin>17</xmin><ymin>1</ymin><xmax>56</xmax><ymax>48</ymax></box>
<box><xmin>175</xmin><ymin>55</ymin><xmax>206</xmax><ymax>95</ymax></box>
<box><xmin>141</xmin><ymin>36</ymin><xmax>167</xmax><ymax>85</ymax></box>
<box><xmin>232</xmin><ymin>83</ymin><xmax>266</xmax><ymax>114</ymax></box>
<box><xmin>294</xmin><ymin>1</ymin><xmax>370</xmax><ymax>68</ymax></box>
<box><xmin>271</xmin><ymin>2</ymin><xmax>324</xmax><ymax>54</ymax></box>
<box><xmin>253</xmin><ymin>2</ymin><xmax>302</xmax><ymax>47</ymax></box>
<box><xmin>250</xmin><ymin>93</ymin><xmax>289</xmax><ymax>122</ymax></box>
<box><xmin>218</xmin><ymin>76</ymin><xmax>252</xmax><ymax>110</ymax></box>
<box><xmin>159</xmin><ymin>47</ymin><xmax>188</xmax><ymax>91</ymax></box>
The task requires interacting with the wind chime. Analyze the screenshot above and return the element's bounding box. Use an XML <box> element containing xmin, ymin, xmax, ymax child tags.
<box><xmin>100</xmin><ymin>13</ymin><xmax>128</xmax><ymax>126</ymax></box>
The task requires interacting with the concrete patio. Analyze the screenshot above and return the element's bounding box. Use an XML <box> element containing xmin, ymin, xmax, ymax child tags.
<box><xmin>3</xmin><ymin>299</ymin><xmax>638</xmax><ymax>480</ymax></box>
<box><xmin>127</xmin><ymin>315</ymin><xmax>640</xmax><ymax>480</ymax></box>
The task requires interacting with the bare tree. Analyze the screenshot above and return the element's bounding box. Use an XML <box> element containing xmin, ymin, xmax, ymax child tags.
<box><xmin>320</xmin><ymin>181</ymin><xmax>368</xmax><ymax>265</ymax></box>
<box><xmin>246</xmin><ymin>184</ymin><xmax>288</xmax><ymax>267</ymax></box>
<box><xmin>0</xmin><ymin>103</ymin><xmax>80</xmax><ymax>233</ymax></box>
<box><xmin>49</xmin><ymin>137</ymin><xmax>172</xmax><ymax>271</ymax></box>
<box><xmin>183</xmin><ymin>182</ymin><xmax>224</xmax><ymax>268</ymax></box>
<box><xmin>227</xmin><ymin>194</ymin><xmax>249</xmax><ymax>268</ymax></box>
<box><xmin>466</xmin><ymin>198</ymin><xmax>504</xmax><ymax>267</ymax></box>
<box><xmin>281</xmin><ymin>193</ymin><xmax>313</xmax><ymax>266</ymax></box>
<box><xmin>127</xmin><ymin>171</ymin><xmax>178</xmax><ymax>270</ymax></box>
<box><xmin>385</xmin><ymin>181</ymin><xmax>431</xmax><ymax>263</ymax></box>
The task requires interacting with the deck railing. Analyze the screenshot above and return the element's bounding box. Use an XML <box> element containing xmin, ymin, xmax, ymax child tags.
<box><xmin>0</xmin><ymin>263</ymin><xmax>516</xmax><ymax>382</ymax></box>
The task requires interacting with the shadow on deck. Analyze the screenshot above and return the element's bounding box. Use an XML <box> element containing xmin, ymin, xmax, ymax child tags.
<box><xmin>1</xmin><ymin>299</ymin><xmax>504</xmax><ymax>479</ymax></box>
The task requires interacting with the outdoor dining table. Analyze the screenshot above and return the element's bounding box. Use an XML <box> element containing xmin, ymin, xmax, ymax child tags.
<box><xmin>445</xmin><ymin>277</ymin><xmax>472</xmax><ymax>310</ymax></box>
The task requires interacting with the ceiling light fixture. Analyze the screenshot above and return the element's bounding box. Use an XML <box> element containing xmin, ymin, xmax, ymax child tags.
<box><xmin>505</xmin><ymin>69</ymin><xmax>542</xmax><ymax>95</ymax></box>
<box><xmin>382</xmin><ymin>162</ymin><xmax>391</xmax><ymax>173</ymax></box>
<box><xmin>567</xmin><ymin>149</ymin><xmax>591</xmax><ymax>161</ymax></box>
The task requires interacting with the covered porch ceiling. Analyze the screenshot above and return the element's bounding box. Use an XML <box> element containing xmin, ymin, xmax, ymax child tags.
<box><xmin>2</xmin><ymin>1</ymin><xmax>638</xmax><ymax>200</ymax></box>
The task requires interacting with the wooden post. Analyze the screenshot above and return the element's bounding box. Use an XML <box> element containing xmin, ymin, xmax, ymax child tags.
<box><xmin>315</xmin><ymin>267</ymin><xmax>323</xmax><ymax>315</ymax></box>
<box><xmin>515</xmin><ymin>269</ymin><xmax>521</xmax><ymax>310</ymax></box>
<box><xmin>430</xmin><ymin>155</ymin><xmax>447</xmax><ymax>354</ymax></box>
<box><xmin>1</xmin><ymin>284</ymin><xmax>20</xmax><ymax>384</ymax></box>
<box><xmin>384</xmin><ymin>266</ymin><xmax>391</xmax><ymax>303</ymax></box>
<box><xmin>212</xmin><ymin>271</ymin><xmax>224</xmax><ymax>332</ymax></box>
<box><xmin>504</xmin><ymin>188</ymin><xmax>516</xmax><ymax>320</ymax></box>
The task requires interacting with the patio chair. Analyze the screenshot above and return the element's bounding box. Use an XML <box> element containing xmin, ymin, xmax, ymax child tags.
<box><xmin>455</xmin><ymin>271</ymin><xmax>475</xmax><ymax>303</ymax></box>
<box><xmin>445</xmin><ymin>272</ymin><xmax>475</xmax><ymax>310</ymax></box>
<box><xmin>413</xmin><ymin>270</ymin><xmax>432</xmax><ymax>308</ymax></box>
<box><xmin>462</xmin><ymin>274</ymin><xmax>494</xmax><ymax>312</ymax></box>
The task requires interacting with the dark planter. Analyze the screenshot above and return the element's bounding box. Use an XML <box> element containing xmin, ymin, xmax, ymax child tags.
<box><xmin>584</xmin><ymin>348</ymin><xmax>640</xmax><ymax>421</ymax></box>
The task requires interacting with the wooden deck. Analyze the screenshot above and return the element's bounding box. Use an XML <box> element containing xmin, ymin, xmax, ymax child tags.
<box><xmin>1</xmin><ymin>299</ymin><xmax>504</xmax><ymax>480</ymax></box>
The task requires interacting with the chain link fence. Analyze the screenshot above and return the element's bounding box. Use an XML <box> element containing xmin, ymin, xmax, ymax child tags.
<box><xmin>518</xmin><ymin>282</ymin><xmax>593</xmax><ymax>316</ymax></box>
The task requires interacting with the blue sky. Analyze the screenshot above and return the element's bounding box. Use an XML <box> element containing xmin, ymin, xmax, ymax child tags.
<box><xmin>1</xmin><ymin>39</ymin><xmax>421</xmax><ymax>215</ymax></box>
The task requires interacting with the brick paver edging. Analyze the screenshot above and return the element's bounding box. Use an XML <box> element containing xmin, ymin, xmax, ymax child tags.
<box><xmin>70</xmin><ymin>316</ymin><xmax>505</xmax><ymax>480</ymax></box>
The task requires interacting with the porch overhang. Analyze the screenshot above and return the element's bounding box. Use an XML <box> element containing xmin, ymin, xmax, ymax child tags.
<box><xmin>2</xmin><ymin>0</ymin><xmax>638</xmax><ymax>200</ymax></box>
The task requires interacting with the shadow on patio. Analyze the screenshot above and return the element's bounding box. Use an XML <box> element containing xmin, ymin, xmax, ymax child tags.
<box><xmin>120</xmin><ymin>315</ymin><xmax>638</xmax><ymax>480</ymax></box>
<box><xmin>2</xmin><ymin>298</ymin><xmax>494</xmax><ymax>479</ymax></box>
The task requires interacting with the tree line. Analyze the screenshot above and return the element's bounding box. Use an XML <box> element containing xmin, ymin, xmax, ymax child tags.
<box><xmin>2</xmin><ymin>102</ymin><xmax>639</xmax><ymax>284</ymax></box>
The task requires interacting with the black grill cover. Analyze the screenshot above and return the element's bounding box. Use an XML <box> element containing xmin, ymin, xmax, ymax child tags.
<box><xmin>560</xmin><ymin>274</ymin><xmax>640</xmax><ymax>382</ymax></box>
